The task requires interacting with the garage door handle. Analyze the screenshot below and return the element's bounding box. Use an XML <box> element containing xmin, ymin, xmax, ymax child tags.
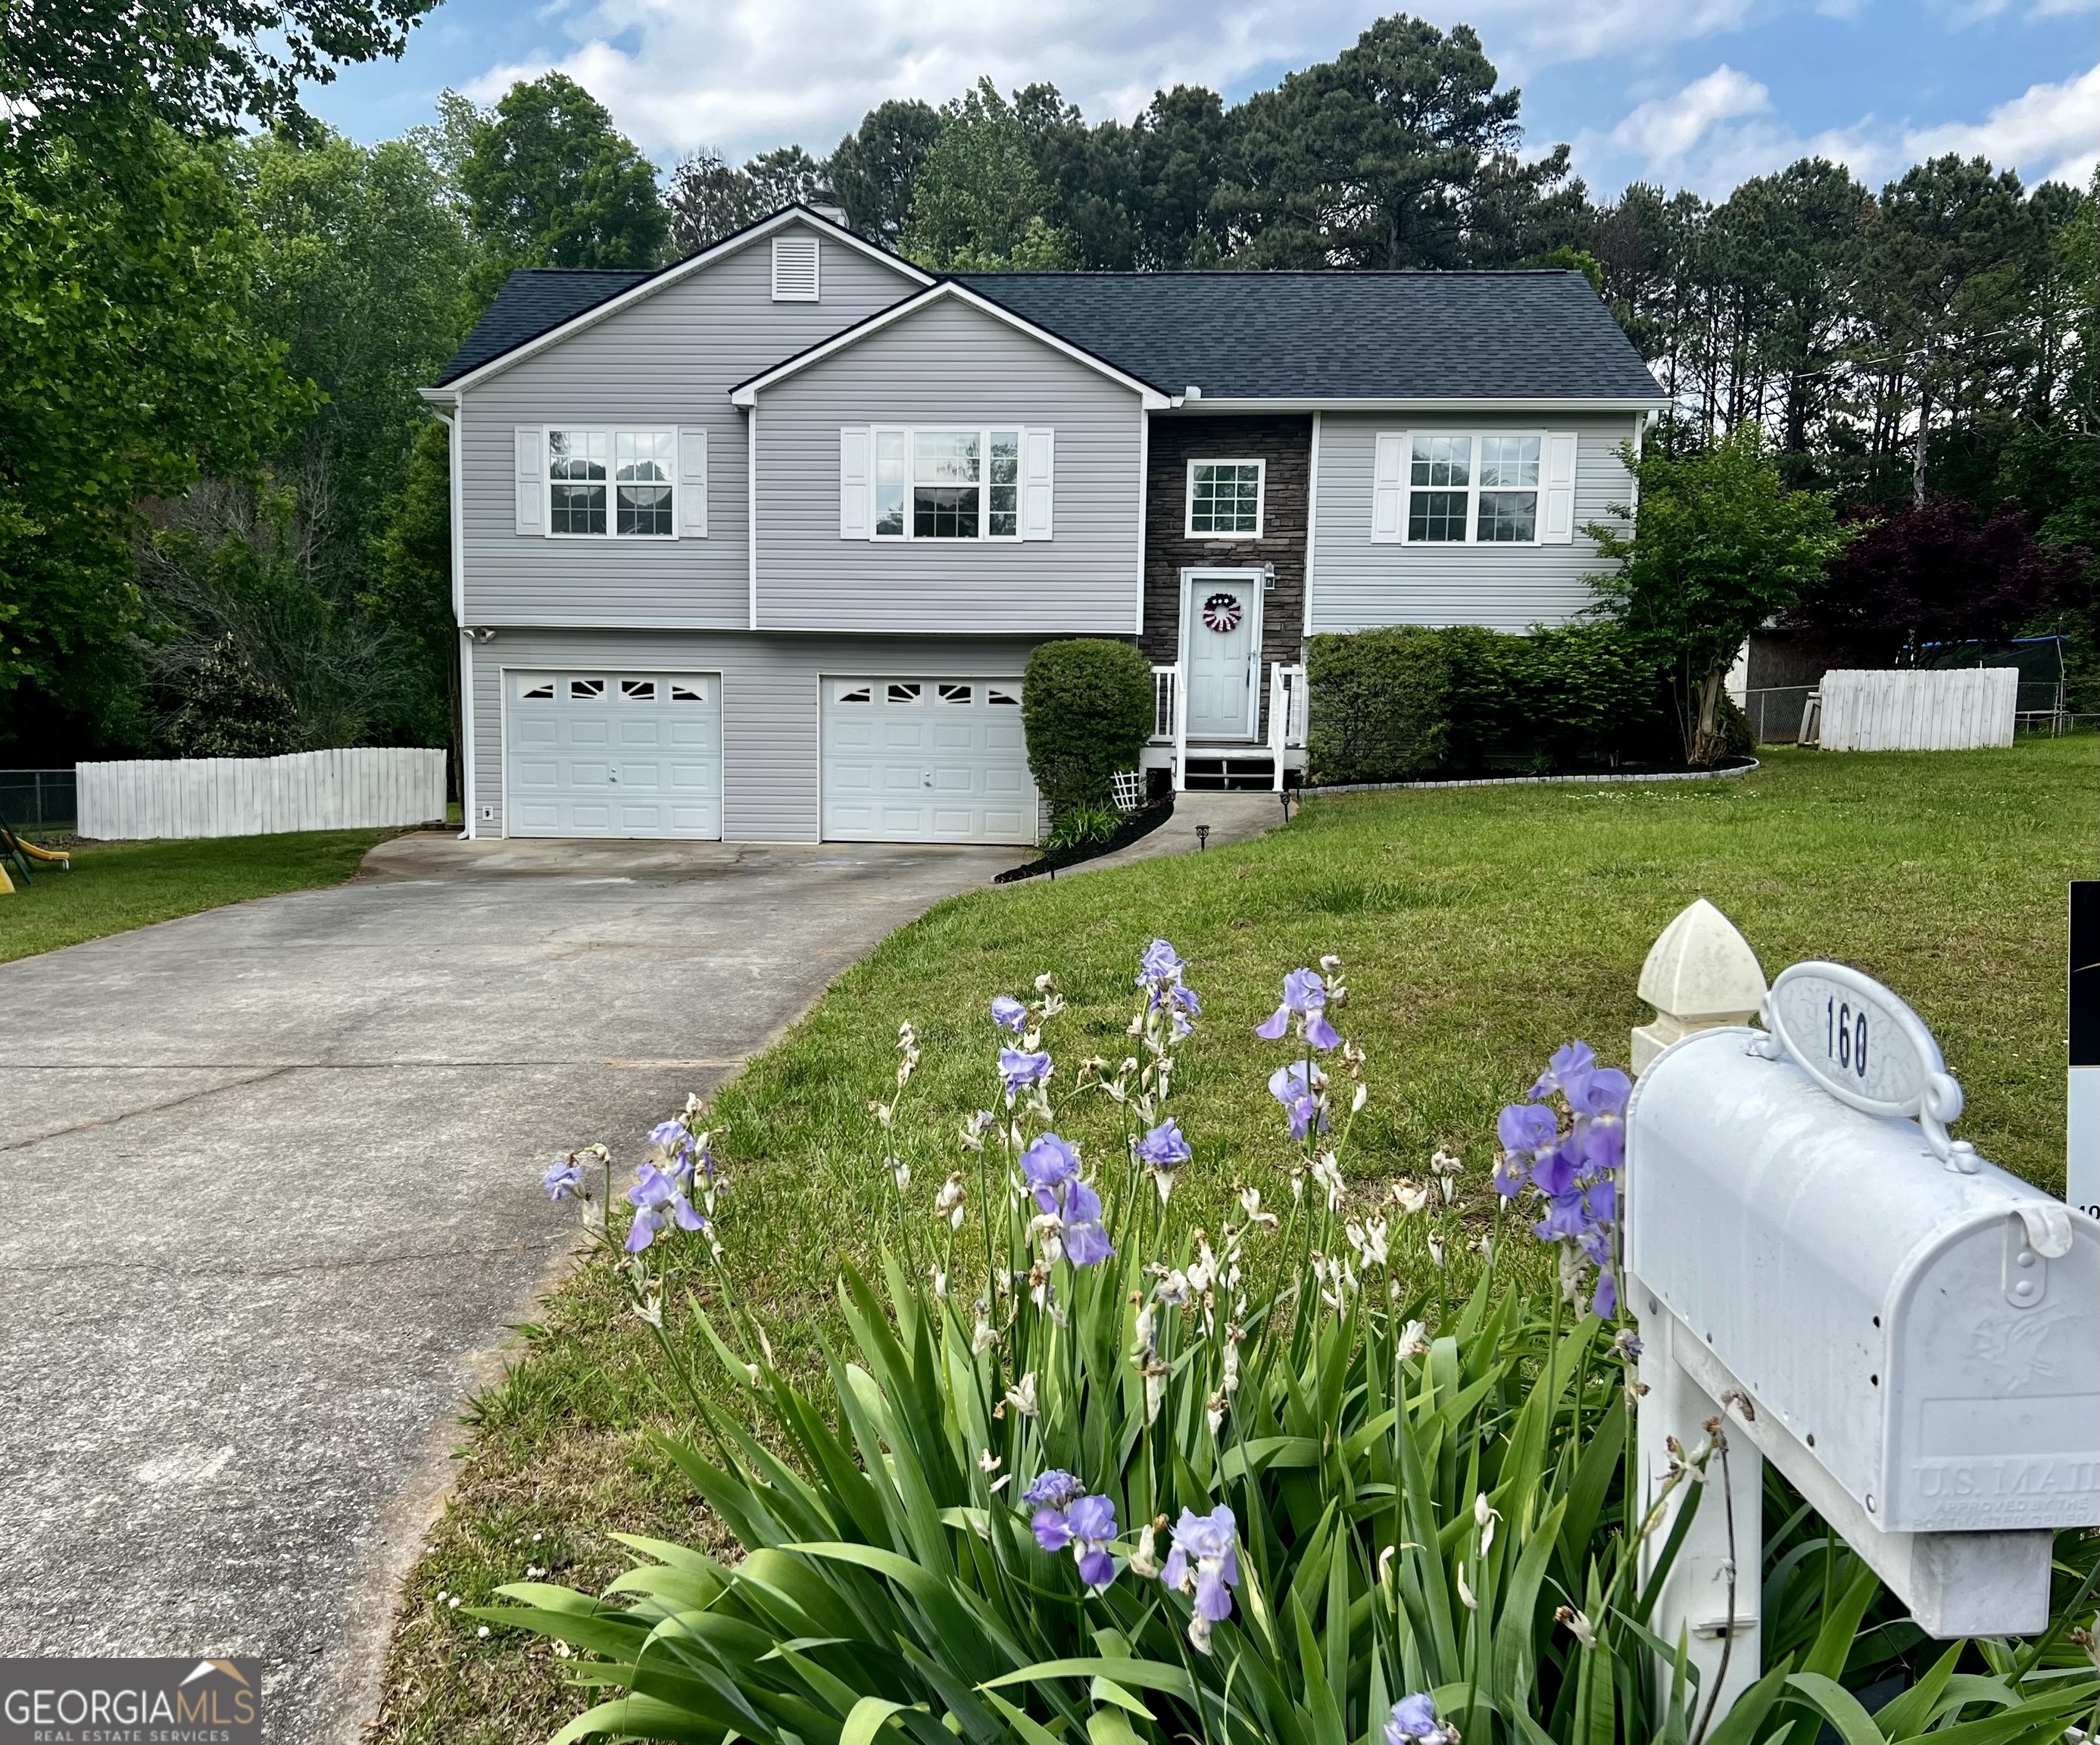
<box><xmin>923</xmin><ymin>771</ymin><xmax>933</xmax><ymax>788</ymax></box>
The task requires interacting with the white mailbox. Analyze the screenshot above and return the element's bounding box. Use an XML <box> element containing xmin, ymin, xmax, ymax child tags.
<box><xmin>1627</xmin><ymin>951</ymin><xmax>2098</xmax><ymax>1680</ymax></box>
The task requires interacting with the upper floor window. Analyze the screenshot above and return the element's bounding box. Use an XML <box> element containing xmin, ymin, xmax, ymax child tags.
<box><xmin>516</xmin><ymin>425</ymin><xmax>706</xmax><ymax>539</ymax></box>
<box><xmin>1187</xmin><ymin>459</ymin><xmax>1264</xmax><ymax>538</ymax></box>
<box><xmin>772</xmin><ymin>235</ymin><xmax>820</xmax><ymax>301</ymax></box>
<box><xmin>1372</xmin><ymin>431</ymin><xmax>1569</xmax><ymax>546</ymax></box>
<box><xmin>844</xmin><ymin>425</ymin><xmax>1049</xmax><ymax>541</ymax></box>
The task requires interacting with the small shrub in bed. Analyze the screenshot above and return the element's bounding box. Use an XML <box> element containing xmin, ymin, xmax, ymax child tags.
<box><xmin>1021</xmin><ymin>638</ymin><xmax>1154</xmax><ymax>816</ymax></box>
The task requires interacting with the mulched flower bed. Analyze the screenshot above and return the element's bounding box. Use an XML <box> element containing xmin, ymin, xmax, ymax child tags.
<box><xmin>994</xmin><ymin>797</ymin><xmax>1175</xmax><ymax>883</ymax></box>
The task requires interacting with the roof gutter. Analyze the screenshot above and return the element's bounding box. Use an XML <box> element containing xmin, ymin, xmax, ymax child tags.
<box><xmin>1154</xmin><ymin>395</ymin><xmax>1671</xmax><ymax>414</ymax></box>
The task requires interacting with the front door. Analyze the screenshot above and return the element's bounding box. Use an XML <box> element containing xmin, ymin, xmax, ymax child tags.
<box><xmin>1184</xmin><ymin>572</ymin><xmax>1259</xmax><ymax>740</ymax></box>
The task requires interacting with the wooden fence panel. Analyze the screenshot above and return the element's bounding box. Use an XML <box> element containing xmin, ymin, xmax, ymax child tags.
<box><xmin>77</xmin><ymin>749</ymin><xmax>447</xmax><ymax>839</ymax></box>
<box><xmin>1818</xmin><ymin>668</ymin><xmax>2017</xmax><ymax>752</ymax></box>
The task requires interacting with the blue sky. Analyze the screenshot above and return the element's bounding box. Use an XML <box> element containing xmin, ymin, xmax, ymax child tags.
<box><xmin>304</xmin><ymin>0</ymin><xmax>2098</xmax><ymax>201</ymax></box>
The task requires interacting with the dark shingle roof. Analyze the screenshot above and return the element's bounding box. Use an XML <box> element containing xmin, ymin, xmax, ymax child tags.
<box><xmin>953</xmin><ymin>270</ymin><xmax>1662</xmax><ymax>401</ymax></box>
<box><xmin>437</xmin><ymin>267</ymin><xmax>656</xmax><ymax>384</ymax></box>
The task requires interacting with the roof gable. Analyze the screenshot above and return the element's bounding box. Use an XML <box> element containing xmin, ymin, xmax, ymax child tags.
<box><xmin>431</xmin><ymin>207</ymin><xmax>930</xmax><ymax>391</ymax></box>
<box><xmin>953</xmin><ymin>270</ymin><xmax>1664</xmax><ymax>404</ymax></box>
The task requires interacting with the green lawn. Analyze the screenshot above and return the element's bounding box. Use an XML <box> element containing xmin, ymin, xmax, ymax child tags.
<box><xmin>0</xmin><ymin>828</ymin><xmax>400</xmax><ymax>963</ymax></box>
<box><xmin>369</xmin><ymin>738</ymin><xmax>2097</xmax><ymax>1744</ymax></box>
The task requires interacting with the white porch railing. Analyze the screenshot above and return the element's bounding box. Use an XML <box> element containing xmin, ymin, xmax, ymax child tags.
<box><xmin>1266</xmin><ymin>663</ymin><xmax>1307</xmax><ymax>790</ymax></box>
<box><xmin>1151</xmin><ymin>660</ymin><xmax>1306</xmax><ymax>792</ymax></box>
<box><xmin>1150</xmin><ymin>664</ymin><xmax>1178</xmax><ymax>744</ymax></box>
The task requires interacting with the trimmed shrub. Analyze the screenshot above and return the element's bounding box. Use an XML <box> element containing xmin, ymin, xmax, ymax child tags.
<box><xmin>1307</xmin><ymin>623</ymin><xmax>1668</xmax><ymax>784</ymax></box>
<box><xmin>1303</xmin><ymin>626</ymin><xmax>1450</xmax><ymax>784</ymax></box>
<box><xmin>1022</xmin><ymin>638</ymin><xmax>1153</xmax><ymax>815</ymax></box>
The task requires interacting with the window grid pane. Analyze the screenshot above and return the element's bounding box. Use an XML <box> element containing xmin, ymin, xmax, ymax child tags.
<box><xmin>913</xmin><ymin>431</ymin><xmax>980</xmax><ymax>485</ymax></box>
<box><xmin>1475</xmin><ymin>491</ymin><xmax>1537</xmax><ymax>542</ymax></box>
<box><xmin>988</xmin><ymin>432</ymin><xmax>1019</xmax><ymax>537</ymax></box>
<box><xmin>914</xmin><ymin>486</ymin><xmax>980</xmax><ymax>538</ymax></box>
<box><xmin>1190</xmin><ymin>463</ymin><xmax>1260</xmax><ymax>534</ymax></box>
<box><xmin>618</xmin><ymin>484</ymin><xmax>672</xmax><ymax>536</ymax></box>
<box><xmin>1478</xmin><ymin>436</ymin><xmax>1540</xmax><ymax>489</ymax></box>
<box><xmin>551</xmin><ymin>482</ymin><xmax>607</xmax><ymax>535</ymax></box>
<box><xmin>875</xmin><ymin>430</ymin><xmax>908</xmax><ymax>537</ymax></box>
<box><xmin>1408</xmin><ymin>490</ymin><xmax>1468</xmax><ymax>542</ymax></box>
<box><xmin>1409</xmin><ymin>436</ymin><xmax>1469</xmax><ymax>489</ymax></box>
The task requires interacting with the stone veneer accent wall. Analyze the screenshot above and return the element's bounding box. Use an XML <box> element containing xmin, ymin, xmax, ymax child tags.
<box><xmin>1141</xmin><ymin>414</ymin><xmax>1311</xmax><ymax>738</ymax></box>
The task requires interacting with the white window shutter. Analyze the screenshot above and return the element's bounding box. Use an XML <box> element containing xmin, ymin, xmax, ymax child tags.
<box><xmin>677</xmin><ymin>427</ymin><xmax>708</xmax><ymax>537</ymax></box>
<box><xmin>1542</xmin><ymin>432</ymin><xmax>1579</xmax><ymax>542</ymax></box>
<box><xmin>514</xmin><ymin>426</ymin><xmax>546</xmax><ymax>535</ymax></box>
<box><xmin>1371</xmin><ymin>432</ymin><xmax>1405</xmax><ymax>543</ymax></box>
<box><xmin>1022</xmin><ymin>427</ymin><xmax>1054</xmax><ymax>539</ymax></box>
<box><xmin>839</xmin><ymin>426</ymin><xmax>871</xmax><ymax>539</ymax></box>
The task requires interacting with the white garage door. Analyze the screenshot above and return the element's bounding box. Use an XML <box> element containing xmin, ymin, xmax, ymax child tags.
<box><xmin>822</xmin><ymin>678</ymin><xmax>1036</xmax><ymax>844</ymax></box>
<box><xmin>507</xmin><ymin>671</ymin><xmax>722</xmax><ymax>838</ymax></box>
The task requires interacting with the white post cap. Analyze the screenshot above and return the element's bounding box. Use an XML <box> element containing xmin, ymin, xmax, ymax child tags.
<box><xmin>1632</xmin><ymin>897</ymin><xmax>1768</xmax><ymax>1075</ymax></box>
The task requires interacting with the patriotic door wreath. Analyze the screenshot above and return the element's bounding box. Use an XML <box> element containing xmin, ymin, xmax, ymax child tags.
<box><xmin>1201</xmin><ymin>592</ymin><xmax>1243</xmax><ymax>633</ymax></box>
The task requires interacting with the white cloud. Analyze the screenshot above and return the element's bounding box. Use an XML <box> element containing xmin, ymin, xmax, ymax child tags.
<box><xmin>461</xmin><ymin>0</ymin><xmax>1764</xmax><ymax>164</ymax></box>
<box><xmin>1903</xmin><ymin>61</ymin><xmax>2100</xmax><ymax>186</ymax></box>
<box><xmin>1582</xmin><ymin>55</ymin><xmax>2099</xmax><ymax>197</ymax></box>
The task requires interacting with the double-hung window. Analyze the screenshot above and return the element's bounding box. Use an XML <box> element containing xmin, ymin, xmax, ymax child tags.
<box><xmin>1187</xmin><ymin>459</ymin><xmax>1264</xmax><ymax>538</ymax></box>
<box><xmin>1372</xmin><ymin>431</ymin><xmax>1575</xmax><ymax>546</ymax></box>
<box><xmin>520</xmin><ymin>425</ymin><xmax>707</xmax><ymax>539</ymax></box>
<box><xmin>856</xmin><ymin>426</ymin><xmax>1041</xmax><ymax>541</ymax></box>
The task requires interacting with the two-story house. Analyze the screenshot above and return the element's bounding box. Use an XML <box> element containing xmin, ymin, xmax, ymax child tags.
<box><xmin>424</xmin><ymin>205</ymin><xmax>1664</xmax><ymax>844</ymax></box>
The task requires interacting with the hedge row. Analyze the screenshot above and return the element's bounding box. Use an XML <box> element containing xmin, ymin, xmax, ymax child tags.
<box><xmin>1305</xmin><ymin>624</ymin><xmax>1680</xmax><ymax>785</ymax></box>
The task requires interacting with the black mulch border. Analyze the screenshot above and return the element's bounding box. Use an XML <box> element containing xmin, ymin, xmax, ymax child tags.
<box><xmin>994</xmin><ymin>797</ymin><xmax>1176</xmax><ymax>884</ymax></box>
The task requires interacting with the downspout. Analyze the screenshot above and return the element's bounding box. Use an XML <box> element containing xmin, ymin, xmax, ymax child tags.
<box><xmin>432</xmin><ymin>398</ymin><xmax>474</xmax><ymax>840</ymax></box>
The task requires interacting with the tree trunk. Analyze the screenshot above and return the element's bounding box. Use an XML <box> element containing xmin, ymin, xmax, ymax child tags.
<box><xmin>1690</xmin><ymin>663</ymin><xmax>1728</xmax><ymax>766</ymax></box>
<box><xmin>1911</xmin><ymin>376</ymin><xmax>1931</xmax><ymax>506</ymax></box>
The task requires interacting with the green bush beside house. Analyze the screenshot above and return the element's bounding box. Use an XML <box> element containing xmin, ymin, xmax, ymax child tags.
<box><xmin>1022</xmin><ymin>638</ymin><xmax>1154</xmax><ymax>829</ymax></box>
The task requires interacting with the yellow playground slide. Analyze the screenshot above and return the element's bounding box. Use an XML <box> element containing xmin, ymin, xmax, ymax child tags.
<box><xmin>0</xmin><ymin>819</ymin><xmax>67</xmax><ymax>892</ymax></box>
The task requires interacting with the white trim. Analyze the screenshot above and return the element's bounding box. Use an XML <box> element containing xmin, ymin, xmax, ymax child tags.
<box><xmin>492</xmin><ymin>648</ymin><xmax>504</xmax><ymax>837</ymax></box>
<box><xmin>1303</xmin><ymin>410</ymin><xmax>1320</xmax><ymax>638</ymax></box>
<box><xmin>1134</xmin><ymin>406</ymin><xmax>1149</xmax><ymax>635</ymax></box>
<box><xmin>430</xmin><ymin>208</ymin><xmax>928</xmax><ymax>394</ymax></box>
<box><xmin>1178</xmin><ymin>567</ymin><xmax>1265</xmax><ymax>741</ymax></box>
<box><xmin>1156</xmin><ymin>395</ymin><xmax>1668</xmax><ymax>414</ymax></box>
<box><xmin>1388</xmin><ymin>429</ymin><xmax>1550</xmax><ymax>548</ymax></box>
<box><xmin>731</xmin><ymin>280</ymin><xmax>1172</xmax><ymax>407</ymax></box>
<box><xmin>747</xmin><ymin>404</ymin><xmax>760</xmax><ymax>630</ymax></box>
<box><xmin>1184</xmin><ymin>456</ymin><xmax>1265</xmax><ymax>540</ymax></box>
<box><xmin>438</xmin><ymin>406</ymin><xmax>473</xmax><ymax>838</ymax></box>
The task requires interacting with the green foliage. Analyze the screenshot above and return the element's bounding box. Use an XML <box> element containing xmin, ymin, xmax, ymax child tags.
<box><xmin>666</xmin><ymin>145</ymin><xmax>830</xmax><ymax>255</ymax></box>
<box><xmin>1044</xmin><ymin>801</ymin><xmax>1121</xmax><ymax>851</ymax></box>
<box><xmin>1</xmin><ymin>0</ymin><xmax>436</xmax><ymax>142</ymax></box>
<box><xmin>165</xmin><ymin>634</ymin><xmax>298</xmax><ymax>756</ymax></box>
<box><xmin>0</xmin><ymin>122</ymin><xmax>309</xmax><ymax>748</ymax></box>
<box><xmin>903</xmin><ymin>79</ymin><xmax>1077</xmax><ymax>270</ymax></box>
<box><xmin>458</xmin><ymin>74</ymin><xmax>667</xmax><ymax>297</ymax></box>
<box><xmin>828</xmin><ymin>101</ymin><xmax>947</xmax><ymax>247</ymax></box>
<box><xmin>1217</xmin><ymin>17</ymin><xmax>1583</xmax><ymax>270</ymax></box>
<box><xmin>1306</xmin><ymin>625</ymin><xmax>1667</xmax><ymax>784</ymax></box>
<box><xmin>1021</xmin><ymin>640</ymin><xmax>1154</xmax><ymax>815</ymax></box>
<box><xmin>367</xmin><ymin>419</ymin><xmax>459</xmax><ymax>762</ymax></box>
<box><xmin>1587</xmin><ymin>425</ymin><xmax>1850</xmax><ymax>763</ymax></box>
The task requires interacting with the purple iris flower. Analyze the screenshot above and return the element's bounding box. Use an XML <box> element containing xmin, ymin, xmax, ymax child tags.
<box><xmin>1268</xmin><ymin>1061</ymin><xmax>1328</xmax><ymax>1139</ymax></box>
<box><xmin>1000</xmin><ymin>1047</ymin><xmax>1053</xmax><ymax>1094</ymax></box>
<box><xmin>1066</xmin><ymin>1494</ymin><xmax>1119</xmax><ymax>1587</ymax></box>
<box><xmin>1532</xmin><ymin>1190</ymin><xmax>1591</xmax><ymax>1242</ymax></box>
<box><xmin>625</xmin><ymin>1163</ymin><xmax>707</xmax><ymax>1253</ymax></box>
<box><xmin>1161</xmin><ymin>1504</ymin><xmax>1240</xmax><ymax>1622</ymax></box>
<box><xmin>1497</xmin><ymin>1102</ymin><xmax>1557</xmax><ymax>1156</ymax></box>
<box><xmin>1022</xmin><ymin>1133</ymin><xmax>1081</xmax><ymax>1200</ymax></box>
<box><xmin>1022</xmin><ymin>1469</ymin><xmax>1087</xmax><ymax>1511</ymax></box>
<box><xmin>991</xmin><ymin>995</ymin><xmax>1028</xmax><ymax>1034</ymax></box>
<box><xmin>1591</xmin><ymin>1269</ymin><xmax>1619</xmax><ymax>1319</ymax></box>
<box><xmin>1529</xmin><ymin>1040</ymin><xmax>1598</xmax><ymax>1104</ymax></box>
<box><xmin>1531</xmin><ymin>1141</ymin><xmax>1580</xmax><ymax>1198</ymax></box>
<box><xmin>1137</xmin><ymin>939</ymin><xmax>1187</xmax><ymax>985</ymax></box>
<box><xmin>1386</xmin><ymin>1693</ymin><xmax>1444</xmax><ymax>1745</ymax></box>
<box><xmin>543</xmin><ymin>1157</ymin><xmax>585</xmax><ymax>1201</ymax></box>
<box><xmin>1493</xmin><ymin>1154</ymin><xmax>1529</xmax><ymax>1198</ymax></box>
<box><xmin>1576</xmin><ymin>1117</ymin><xmax>1624</xmax><ymax>1174</ymax></box>
<box><xmin>1256</xmin><ymin>967</ymin><xmax>1340</xmax><ymax>1050</ymax></box>
<box><xmin>1135</xmin><ymin>1119</ymin><xmax>1192</xmax><ymax>1171</ymax></box>
<box><xmin>1058</xmin><ymin>1178</ymin><xmax>1115</xmax><ymax>1266</ymax></box>
<box><xmin>1582</xmin><ymin>1176</ymin><xmax>1617</xmax><ymax>1225</ymax></box>
<box><xmin>646</xmin><ymin>1119</ymin><xmax>686</xmax><ymax>1150</ymax></box>
<box><xmin>1565</xmin><ymin>1065</ymin><xmax>1631</xmax><ymax>1116</ymax></box>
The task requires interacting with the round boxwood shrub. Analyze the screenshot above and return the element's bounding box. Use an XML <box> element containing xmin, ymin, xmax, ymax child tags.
<box><xmin>1022</xmin><ymin>638</ymin><xmax>1153</xmax><ymax>816</ymax></box>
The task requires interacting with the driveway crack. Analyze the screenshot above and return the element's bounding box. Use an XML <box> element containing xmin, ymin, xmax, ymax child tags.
<box><xmin>0</xmin><ymin>1066</ymin><xmax>295</xmax><ymax>1153</ymax></box>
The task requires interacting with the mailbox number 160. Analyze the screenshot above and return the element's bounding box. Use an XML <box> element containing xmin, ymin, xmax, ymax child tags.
<box><xmin>1826</xmin><ymin>997</ymin><xmax>1868</xmax><ymax>1079</ymax></box>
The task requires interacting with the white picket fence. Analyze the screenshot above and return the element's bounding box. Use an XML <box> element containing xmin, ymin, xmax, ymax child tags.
<box><xmin>1815</xmin><ymin>666</ymin><xmax>2018</xmax><ymax>751</ymax></box>
<box><xmin>77</xmin><ymin>748</ymin><xmax>448</xmax><ymax>840</ymax></box>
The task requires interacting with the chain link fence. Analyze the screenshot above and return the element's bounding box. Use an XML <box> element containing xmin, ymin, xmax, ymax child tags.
<box><xmin>0</xmin><ymin>768</ymin><xmax>76</xmax><ymax>835</ymax></box>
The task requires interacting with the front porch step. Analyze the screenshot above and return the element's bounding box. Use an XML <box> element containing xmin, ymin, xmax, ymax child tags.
<box><xmin>1182</xmin><ymin>754</ymin><xmax>1276</xmax><ymax>791</ymax></box>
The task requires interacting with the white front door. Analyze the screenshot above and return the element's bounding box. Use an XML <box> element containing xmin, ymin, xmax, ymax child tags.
<box><xmin>821</xmin><ymin>678</ymin><xmax>1037</xmax><ymax>844</ymax></box>
<box><xmin>506</xmin><ymin>671</ymin><xmax>722</xmax><ymax>838</ymax></box>
<box><xmin>1184</xmin><ymin>573</ymin><xmax>1259</xmax><ymax>739</ymax></box>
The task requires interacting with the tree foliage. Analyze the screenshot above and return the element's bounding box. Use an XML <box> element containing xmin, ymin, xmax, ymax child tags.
<box><xmin>1588</xmin><ymin>426</ymin><xmax>1851</xmax><ymax>763</ymax></box>
<box><xmin>666</xmin><ymin>145</ymin><xmax>829</xmax><ymax>255</ymax></box>
<box><xmin>901</xmin><ymin>80</ymin><xmax>1076</xmax><ymax>271</ymax></box>
<box><xmin>367</xmin><ymin>419</ymin><xmax>460</xmax><ymax>767</ymax></box>
<box><xmin>828</xmin><ymin>101</ymin><xmax>947</xmax><ymax>247</ymax></box>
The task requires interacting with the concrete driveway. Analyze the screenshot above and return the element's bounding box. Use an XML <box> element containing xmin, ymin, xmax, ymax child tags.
<box><xmin>0</xmin><ymin>835</ymin><xmax>1016</xmax><ymax>1740</ymax></box>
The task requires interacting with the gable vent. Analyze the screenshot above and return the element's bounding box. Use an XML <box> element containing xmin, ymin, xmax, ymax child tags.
<box><xmin>771</xmin><ymin>235</ymin><xmax>820</xmax><ymax>301</ymax></box>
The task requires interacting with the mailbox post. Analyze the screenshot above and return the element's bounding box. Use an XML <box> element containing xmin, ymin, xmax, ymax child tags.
<box><xmin>1626</xmin><ymin>901</ymin><xmax>2100</xmax><ymax>1722</ymax></box>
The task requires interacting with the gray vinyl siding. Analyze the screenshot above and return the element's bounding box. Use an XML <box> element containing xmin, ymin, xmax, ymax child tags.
<box><xmin>753</xmin><ymin>298</ymin><xmax>1145</xmax><ymax>632</ymax></box>
<box><xmin>457</xmin><ymin>223</ymin><xmax>919</xmax><ymax>629</ymax></box>
<box><xmin>1309</xmin><ymin>411</ymin><xmax>1641</xmax><ymax>634</ymax></box>
<box><xmin>468</xmin><ymin>629</ymin><xmax>1053</xmax><ymax>841</ymax></box>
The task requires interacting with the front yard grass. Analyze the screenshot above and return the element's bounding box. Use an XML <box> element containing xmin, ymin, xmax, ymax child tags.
<box><xmin>367</xmin><ymin>736</ymin><xmax>2097</xmax><ymax>1745</ymax></box>
<box><xmin>0</xmin><ymin>828</ymin><xmax>398</xmax><ymax>963</ymax></box>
